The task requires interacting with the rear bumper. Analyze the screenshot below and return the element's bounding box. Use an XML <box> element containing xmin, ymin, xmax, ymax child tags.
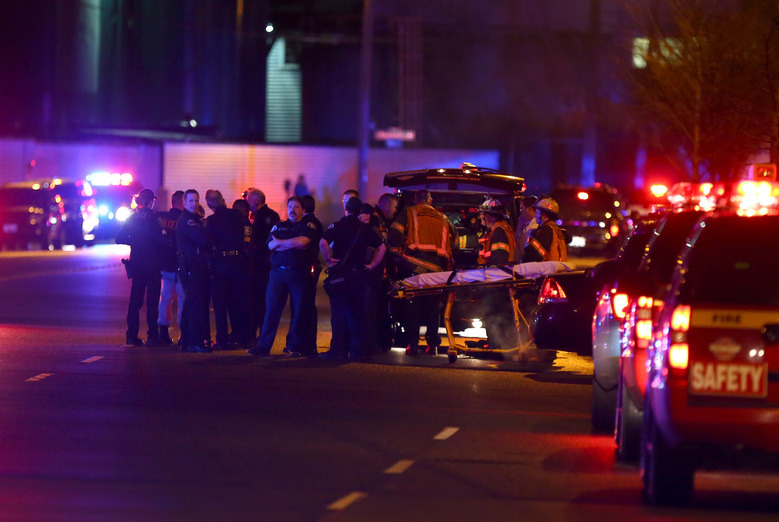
<box><xmin>652</xmin><ymin>378</ymin><xmax>779</xmax><ymax>453</ymax></box>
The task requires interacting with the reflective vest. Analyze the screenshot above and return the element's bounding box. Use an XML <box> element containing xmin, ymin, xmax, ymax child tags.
<box><xmin>396</xmin><ymin>203</ymin><xmax>452</xmax><ymax>271</ymax></box>
<box><xmin>479</xmin><ymin>220</ymin><xmax>516</xmax><ymax>265</ymax></box>
<box><xmin>529</xmin><ymin>221</ymin><xmax>568</xmax><ymax>262</ymax></box>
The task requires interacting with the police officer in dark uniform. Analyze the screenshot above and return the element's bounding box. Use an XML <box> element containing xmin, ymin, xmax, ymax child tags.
<box><xmin>372</xmin><ymin>193</ymin><xmax>399</xmax><ymax>351</ymax></box>
<box><xmin>320</xmin><ymin>197</ymin><xmax>386</xmax><ymax>361</ymax></box>
<box><xmin>249</xmin><ymin>196</ymin><xmax>318</xmax><ymax>357</ymax></box>
<box><xmin>116</xmin><ymin>188</ymin><xmax>165</xmax><ymax>346</ymax></box>
<box><xmin>205</xmin><ymin>189</ymin><xmax>251</xmax><ymax>350</ymax></box>
<box><xmin>246</xmin><ymin>189</ymin><xmax>280</xmax><ymax>340</ymax></box>
<box><xmin>300</xmin><ymin>194</ymin><xmax>323</xmax><ymax>353</ymax></box>
<box><xmin>176</xmin><ymin>189</ymin><xmax>212</xmax><ymax>353</ymax></box>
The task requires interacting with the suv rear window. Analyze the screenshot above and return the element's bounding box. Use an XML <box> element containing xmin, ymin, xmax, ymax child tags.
<box><xmin>640</xmin><ymin>210</ymin><xmax>705</xmax><ymax>283</ymax></box>
<box><xmin>551</xmin><ymin>188</ymin><xmax>621</xmax><ymax>218</ymax></box>
<box><xmin>680</xmin><ymin>214</ymin><xmax>779</xmax><ymax>305</ymax></box>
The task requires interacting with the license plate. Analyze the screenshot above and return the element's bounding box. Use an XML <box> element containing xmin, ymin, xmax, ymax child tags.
<box><xmin>689</xmin><ymin>361</ymin><xmax>768</xmax><ymax>398</ymax></box>
<box><xmin>2</xmin><ymin>223</ymin><xmax>17</xmax><ymax>234</ymax></box>
<box><xmin>570</xmin><ymin>235</ymin><xmax>586</xmax><ymax>248</ymax></box>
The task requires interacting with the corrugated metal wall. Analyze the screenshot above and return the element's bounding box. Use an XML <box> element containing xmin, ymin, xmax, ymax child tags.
<box><xmin>0</xmin><ymin>138</ymin><xmax>499</xmax><ymax>229</ymax></box>
<box><xmin>266</xmin><ymin>38</ymin><xmax>302</xmax><ymax>143</ymax></box>
<box><xmin>164</xmin><ymin>143</ymin><xmax>498</xmax><ymax>227</ymax></box>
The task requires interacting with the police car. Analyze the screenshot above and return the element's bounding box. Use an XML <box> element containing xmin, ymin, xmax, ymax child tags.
<box><xmin>641</xmin><ymin>181</ymin><xmax>779</xmax><ymax>505</ymax></box>
<box><xmin>0</xmin><ymin>178</ymin><xmax>98</xmax><ymax>250</ymax></box>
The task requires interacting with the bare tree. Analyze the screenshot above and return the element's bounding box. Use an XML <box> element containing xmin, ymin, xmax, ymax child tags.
<box><xmin>626</xmin><ymin>0</ymin><xmax>764</xmax><ymax>180</ymax></box>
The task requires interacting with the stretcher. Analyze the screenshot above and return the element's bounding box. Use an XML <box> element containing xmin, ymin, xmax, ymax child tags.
<box><xmin>391</xmin><ymin>261</ymin><xmax>577</xmax><ymax>363</ymax></box>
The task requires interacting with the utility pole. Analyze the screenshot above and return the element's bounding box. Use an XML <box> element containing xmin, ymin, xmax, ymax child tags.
<box><xmin>357</xmin><ymin>0</ymin><xmax>374</xmax><ymax>197</ymax></box>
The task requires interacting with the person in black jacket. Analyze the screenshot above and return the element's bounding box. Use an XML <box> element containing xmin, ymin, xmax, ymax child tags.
<box><xmin>205</xmin><ymin>189</ymin><xmax>251</xmax><ymax>350</ymax></box>
<box><xmin>116</xmin><ymin>188</ymin><xmax>165</xmax><ymax>346</ymax></box>
<box><xmin>176</xmin><ymin>189</ymin><xmax>212</xmax><ymax>353</ymax></box>
<box><xmin>299</xmin><ymin>194</ymin><xmax>323</xmax><ymax>353</ymax></box>
<box><xmin>246</xmin><ymin>189</ymin><xmax>280</xmax><ymax>340</ymax></box>
<box><xmin>319</xmin><ymin>197</ymin><xmax>386</xmax><ymax>361</ymax></box>
<box><xmin>156</xmin><ymin>190</ymin><xmax>184</xmax><ymax>345</ymax></box>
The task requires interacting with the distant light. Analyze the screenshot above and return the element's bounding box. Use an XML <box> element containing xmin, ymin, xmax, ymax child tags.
<box><xmin>650</xmin><ymin>184</ymin><xmax>668</xmax><ymax>197</ymax></box>
<box><xmin>115</xmin><ymin>207</ymin><xmax>132</xmax><ymax>222</ymax></box>
<box><xmin>98</xmin><ymin>205</ymin><xmax>109</xmax><ymax>216</ymax></box>
<box><xmin>577</xmin><ymin>191</ymin><xmax>589</xmax><ymax>200</ymax></box>
<box><xmin>189</xmin><ymin>119</ymin><xmax>197</xmax><ymax>127</ymax></box>
<box><xmin>265</xmin><ymin>23</ymin><xmax>274</xmax><ymax>33</ymax></box>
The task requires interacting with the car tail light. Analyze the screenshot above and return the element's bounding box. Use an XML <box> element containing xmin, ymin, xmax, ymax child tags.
<box><xmin>669</xmin><ymin>343</ymin><xmax>689</xmax><ymax>369</ymax></box>
<box><xmin>610</xmin><ymin>223</ymin><xmax>620</xmax><ymax>237</ymax></box>
<box><xmin>635</xmin><ymin>296</ymin><xmax>654</xmax><ymax>349</ymax></box>
<box><xmin>538</xmin><ymin>278</ymin><xmax>567</xmax><ymax>304</ymax></box>
<box><xmin>612</xmin><ymin>292</ymin><xmax>629</xmax><ymax>319</ymax></box>
<box><xmin>668</xmin><ymin>304</ymin><xmax>691</xmax><ymax>371</ymax></box>
<box><xmin>671</xmin><ymin>304</ymin><xmax>691</xmax><ymax>332</ymax></box>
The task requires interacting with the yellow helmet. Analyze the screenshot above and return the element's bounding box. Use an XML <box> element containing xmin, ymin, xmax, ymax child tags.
<box><xmin>532</xmin><ymin>197</ymin><xmax>560</xmax><ymax>219</ymax></box>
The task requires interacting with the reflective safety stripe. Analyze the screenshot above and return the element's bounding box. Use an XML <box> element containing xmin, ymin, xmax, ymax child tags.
<box><xmin>401</xmin><ymin>253</ymin><xmax>442</xmax><ymax>273</ymax></box>
<box><xmin>691</xmin><ymin>308</ymin><xmax>779</xmax><ymax>329</ymax></box>
<box><xmin>529</xmin><ymin>237</ymin><xmax>548</xmax><ymax>258</ymax></box>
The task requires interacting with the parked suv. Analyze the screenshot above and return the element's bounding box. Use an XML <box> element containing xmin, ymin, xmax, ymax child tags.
<box><xmin>642</xmin><ymin>209</ymin><xmax>779</xmax><ymax>505</ymax></box>
<box><xmin>551</xmin><ymin>184</ymin><xmax>628</xmax><ymax>256</ymax></box>
<box><xmin>0</xmin><ymin>178</ymin><xmax>97</xmax><ymax>250</ymax></box>
<box><xmin>384</xmin><ymin>165</ymin><xmax>527</xmax><ymax>343</ymax></box>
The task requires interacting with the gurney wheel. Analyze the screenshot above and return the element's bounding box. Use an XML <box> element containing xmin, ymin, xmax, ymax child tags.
<box><xmin>448</xmin><ymin>353</ymin><xmax>457</xmax><ymax>363</ymax></box>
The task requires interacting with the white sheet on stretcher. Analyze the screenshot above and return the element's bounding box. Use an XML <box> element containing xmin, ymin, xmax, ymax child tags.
<box><xmin>400</xmin><ymin>261</ymin><xmax>578</xmax><ymax>288</ymax></box>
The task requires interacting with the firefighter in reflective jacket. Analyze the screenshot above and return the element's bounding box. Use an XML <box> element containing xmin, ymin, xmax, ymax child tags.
<box><xmin>521</xmin><ymin>197</ymin><xmax>568</xmax><ymax>263</ymax></box>
<box><xmin>477</xmin><ymin>197</ymin><xmax>516</xmax><ymax>266</ymax></box>
<box><xmin>388</xmin><ymin>190</ymin><xmax>457</xmax><ymax>356</ymax></box>
<box><xmin>389</xmin><ymin>190</ymin><xmax>455</xmax><ymax>275</ymax></box>
<box><xmin>477</xmin><ymin>198</ymin><xmax>519</xmax><ymax>351</ymax></box>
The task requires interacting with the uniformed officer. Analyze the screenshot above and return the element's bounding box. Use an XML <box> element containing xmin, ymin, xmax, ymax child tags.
<box><xmin>249</xmin><ymin>196</ymin><xmax>318</xmax><ymax>357</ymax></box>
<box><xmin>370</xmin><ymin>193</ymin><xmax>399</xmax><ymax>351</ymax></box>
<box><xmin>319</xmin><ymin>197</ymin><xmax>386</xmax><ymax>361</ymax></box>
<box><xmin>521</xmin><ymin>198</ymin><xmax>568</xmax><ymax>262</ymax></box>
<box><xmin>205</xmin><ymin>189</ymin><xmax>250</xmax><ymax>350</ymax></box>
<box><xmin>388</xmin><ymin>189</ymin><xmax>456</xmax><ymax>356</ymax></box>
<box><xmin>177</xmin><ymin>189</ymin><xmax>212</xmax><ymax>353</ymax></box>
<box><xmin>116</xmin><ymin>188</ymin><xmax>166</xmax><ymax>346</ymax></box>
<box><xmin>246</xmin><ymin>189</ymin><xmax>280</xmax><ymax>340</ymax></box>
<box><xmin>300</xmin><ymin>194</ymin><xmax>323</xmax><ymax>353</ymax></box>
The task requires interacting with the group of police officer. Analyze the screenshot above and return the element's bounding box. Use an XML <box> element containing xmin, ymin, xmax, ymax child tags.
<box><xmin>117</xmin><ymin>184</ymin><xmax>566</xmax><ymax>359</ymax></box>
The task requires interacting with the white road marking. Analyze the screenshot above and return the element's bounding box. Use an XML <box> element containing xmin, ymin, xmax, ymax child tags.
<box><xmin>434</xmin><ymin>427</ymin><xmax>459</xmax><ymax>440</ymax></box>
<box><xmin>25</xmin><ymin>373</ymin><xmax>53</xmax><ymax>382</ymax></box>
<box><xmin>327</xmin><ymin>491</ymin><xmax>367</xmax><ymax>510</ymax></box>
<box><xmin>81</xmin><ymin>356</ymin><xmax>104</xmax><ymax>364</ymax></box>
<box><xmin>384</xmin><ymin>460</ymin><xmax>414</xmax><ymax>474</ymax></box>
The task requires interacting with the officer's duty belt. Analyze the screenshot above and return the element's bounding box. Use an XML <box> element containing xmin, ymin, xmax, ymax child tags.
<box><xmin>217</xmin><ymin>250</ymin><xmax>242</xmax><ymax>256</ymax></box>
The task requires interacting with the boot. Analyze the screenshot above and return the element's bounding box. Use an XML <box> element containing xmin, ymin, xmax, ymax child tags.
<box><xmin>159</xmin><ymin>324</ymin><xmax>174</xmax><ymax>345</ymax></box>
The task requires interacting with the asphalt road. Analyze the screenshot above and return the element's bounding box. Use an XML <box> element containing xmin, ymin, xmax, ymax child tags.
<box><xmin>0</xmin><ymin>245</ymin><xmax>777</xmax><ymax>521</ymax></box>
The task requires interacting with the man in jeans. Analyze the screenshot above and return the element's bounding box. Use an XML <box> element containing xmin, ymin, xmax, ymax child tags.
<box><xmin>157</xmin><ymin>190</ymin><xmax>185</xmax><ymax>345</ymax></box>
